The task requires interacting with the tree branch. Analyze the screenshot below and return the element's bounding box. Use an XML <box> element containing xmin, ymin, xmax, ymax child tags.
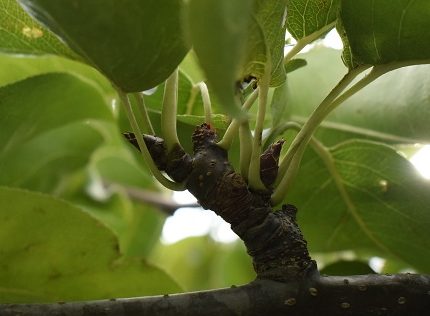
<box><xmin>1</xmin><ymin>274</ymin><xmax>429</xmax><ymax>315</ymax></box>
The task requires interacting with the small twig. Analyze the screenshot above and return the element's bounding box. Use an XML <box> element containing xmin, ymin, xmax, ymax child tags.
<box><xmin>103</xmin><ymin>181</ymin><xmax>200</xmax><ymax>216</ymax></box>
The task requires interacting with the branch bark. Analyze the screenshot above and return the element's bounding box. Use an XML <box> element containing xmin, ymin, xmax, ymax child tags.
<box><xmin>1</xmin><ymin>274</ymin><xmax>429</xmax><ymax>315</ymax></box>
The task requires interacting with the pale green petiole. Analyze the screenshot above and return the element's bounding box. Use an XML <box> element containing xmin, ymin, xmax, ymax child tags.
<box><xmin>198</xmin><ymin>82</ymin><xmax>212</xmax><ymax>126</ymax></box>
<box><xmin>161</xmin><ymin>69</ymin><xmax>181</xmax><ymax>152</ymax></box>
<box><xmin>284</xmin><ymin>21</ymin><xmax>336</xmax><ymax>64</ymax></box>
<box><xmin>133</xmin><ymin>92</ymin><xmax>154</xmax><ymax>135</ymax></box>
<box><xmin>118</xmin><ymin>89</ymin><xmax>185</xmax><ymax>191</ymax></box>
<box><xmin>239</xmin><ymin>121</ymin><xmax>253</xmax><ymax>180</ymax></box>
<box><xmin>217</xmin><ymin>87</ymin><xmax>259</xmax><ymax>150</ymax></box>
<box><xmin>271</xmin><ymin>66</ymin><xmax>370</xmax><ymax>205</ymax></box>
<box><xmin>247</xmin><ymin>69</ymin><xmax>270</xmax><ymax>191</ymax></box>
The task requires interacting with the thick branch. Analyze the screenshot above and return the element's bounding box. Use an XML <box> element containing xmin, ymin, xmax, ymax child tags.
<box><xmin>1</xmin><ymin>274</ymin><xmax>429</xmax><ymax>316</ymax></box>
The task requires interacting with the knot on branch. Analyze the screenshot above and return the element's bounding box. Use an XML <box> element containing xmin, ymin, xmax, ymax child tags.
<box><xmin>124</xmin><ymin>124</ymin><xmax>315</xmax><ymax>282</ymax></box>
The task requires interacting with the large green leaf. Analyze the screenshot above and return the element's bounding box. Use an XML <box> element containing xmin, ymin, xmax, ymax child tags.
<box><xmin>18</xmin><ymin>0</ymin><xmax>190</xmax><ymax>92</ymax></box>
<box><xmin>187</xmin><ymin>0</ymin><xmax>254</xmax><ymax>119</ymax></box>
<box><xmin>0</xmin><ymin>187</ymin><xmax>181</xmax><ymax>303</ymax></box>
<box><xmin>288</xmin><ymin>140</ymin><xmax>430</xmax><ymax>272</ymax></box>
<box><xmin>0</xmin><ymin>72</ymin><xmax>165</xmax><ymax>258</ymax></box>
<box><xmin>286</xmin><ymin>0</ymin><xmax>340</xmax><ymax>40</ymax></box>
<box><xmin>340</xmin><ymin>0</ymin><xmax>430</xmax><ymax>65</ymax></box>
<box><xmin>285</xmin><ymin>47</ymin><xmax>430</xmax><ymax>145</ymax></box>
<box><xmin>0</xmin><ymin>0</ymin><xmax>76</xmax><ymax>57</ymax></box>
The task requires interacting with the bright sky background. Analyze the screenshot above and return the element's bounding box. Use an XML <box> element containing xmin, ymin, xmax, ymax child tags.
<box><xmin>161</xmin><ymin>30</ymin><xmax>430</xmax><ymax>245</ymax></box>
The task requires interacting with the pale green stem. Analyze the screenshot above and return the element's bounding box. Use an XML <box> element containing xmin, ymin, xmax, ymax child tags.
<box><xmin>326</xmin><ymin>65</ymin><xmax>400</xmax><ymax>114</ymax></box>
<box><xmin>271</xmin><ymin>66</ymin><xmax>370</xmax><ymax>205</ymax></box>
<box><xmin>217</xmin><ymin>87</ymin><xmax>259</xmax><ymax>150</ymax></box>
<box><xmin>161</xmin><ymin>69</ymin><xmax>180</xmax><ymax>152</ymax></box>
<box><xmin>118</xmin><ymin>90</ymin><xmax>185</xmax><ymax>191</ymax></box>
<box><xmin>198</xmin><ymin>82</ymin><xmax>212</xmax><ymax>126</ymax></box>
<box><xmin>284</xmin><ymin>21</ymin><xmax>336</xmax><ymax>64</ymax></box>
<box><xmin>239</xmin><ymin>121</ymin><xmax>253</xmax><ymax>180</ymax></box>
<box><xmin>248</xmin><ymin>71</ymin><xmax>270</xmax><ymax>191</ymax></box>
<box><xmin>133</xmin><ymin>92</ymin><xmax>154</xmax><ymax>135</ymax></box>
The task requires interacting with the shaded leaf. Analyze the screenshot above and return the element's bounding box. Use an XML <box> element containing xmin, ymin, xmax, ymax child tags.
<box><xmin>19</xmin><ymin>0</ymin><xmax>190</xmax><ymax>92</ymax></box>
<box><xmin>288</xmin><ymin>140</ymin><xmax>430</xmax><ymax>272</ymax></box>
<box><xmin>0</xmin><ymin>0</ymin><xmax>76</xmax><ymax>58</ymax></box>
<box><xmin>187</xmin><ymin>0</ymin><xmax>254</xmax><ymax>119</ymax></box>
<box><xmin>0</xmin><ymin>187</ymin><xmax>181</xmax><ymax>303</ymax></box>
<box><xmin>285</xmin><ymin>58</ymin><xmax>307</xmax><ymax>73</ymax></box>
<box><xmin>340</xmin><ymin>0</ymin><xmax>430</xmax><ymax>65</ymax></box>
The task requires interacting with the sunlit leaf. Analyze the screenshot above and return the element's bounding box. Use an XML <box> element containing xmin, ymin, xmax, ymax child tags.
<box><xmin>0</xmin><ymin>0</ymin><xmax>76</xmax><ymax>58</ymax></box>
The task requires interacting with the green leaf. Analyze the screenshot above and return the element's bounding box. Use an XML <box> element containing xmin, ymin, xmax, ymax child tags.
<box><xmin>0</xmin><ymin>0</ymin><xmax>76</xmax><ymax>58</ymax></box>
<box><xmin>150</xmin><ymin>237</ymin><xmax>254</xmax><ymax>291</ymax></box>
<box><xmin>243</xmin><ymin>0</ymin><xmax>288</xmax><ymax>86</ymax></box>
<box><xmin>187</xmin><ymin>0</ymin><xmax>254</xmax><ymax>119</ymax></box>
<box><xmin>320</xmin><ymin>260</ymin><xmax>375</xmax><ymax>276</ymax></box>
<box><xmin>285</xmin><ymin>47</ymin><xmax>430</xmax><ymax>145</ymax></box>
<box><xmin>286</xmin><ymin>0</ymin><xmax>340</xmax><ymax>40</ymax></box>
<box><xmin>0</xmin><ymin>73</ymin><xmax>112</xmax><ymax>191</ymax></box>
<box><xmin>288</xmin><ymin>140</ymin><xmax>430</xmax><ymax>272</ymax></box>
<box><xmin>285</xmin><ymin>58</ymin><xmax>307</xmax><ymax>73</ymax></box>
<box><xmin>336</xmin><ymin>18</ymin><xmax>360</xmax><ymax>69</ymax></box>
<box><xmin>0</xmin><ymin>53</ymin><xmax>114</xmax><ymax>96</ymax></box>
<box><xmin>0</xmin><ymin>187</ymin><xmax>181</xmax><ymax>303</ymax></box>
<box><xmin>18</xmin><ymin>0</ymin><xmax>190</xmax><ymax>92</ymax></box>
<box><xmin>0</xmin><ymin>72</ymin><xmax>164</xmax><ymax>258</ymax></box>
<box><xmin>340</xmin><ymin>0</ymin><xmax>430</xmax><ymax>65</ymax></box>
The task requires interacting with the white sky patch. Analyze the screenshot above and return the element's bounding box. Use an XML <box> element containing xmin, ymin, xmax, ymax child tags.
<box><xmin>410</xmin><ymin>145</ymin><xmax>430</xmax><ymax>179</ymax></box>
<box><xmin>322</xmin><ymin>29</ymin><xmax>343</xmax><ymax>49</ymax></box>
<box><xmin>161</xmin><ymin>191</ymin><xmax>238</xmax><ymax>244</ymax></box>
<box><xmin>369</xmin><ymin>257</ymin><xmax>386</xmax><ymax>273</ymax></box>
